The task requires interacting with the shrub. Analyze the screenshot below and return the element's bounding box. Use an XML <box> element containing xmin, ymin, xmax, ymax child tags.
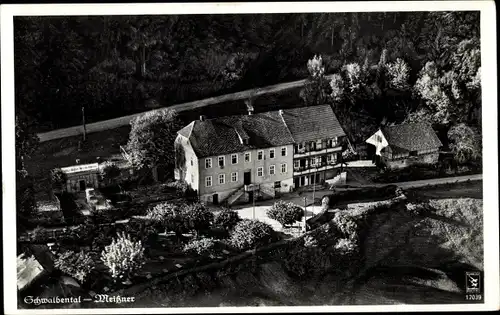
<box><xmin>334</xmin><ymin>238</ymin><xmax>358</xmax><ymax>256</ymax></box>
<box><xmin>181</xmin><ymin>203</ymin><xmax>214</xmax><ymax>236</ymax></box>
<box><xmin>166</xmin><ymin>180</ymin><xmax>197</xmax><ymax>199</ymax></box>
<box><xmin>100</xmin><ymin>162</ymin><xmax>121</xmax><ymax>184</ymax></box>
<box><xmin>284</xmin><ymin>247</ymin><xmax>330</xmax><ymax>278</ymax></box>
<box><xmin>49</xmin><ymin>168</ymin><xmax>67</xmax><ymax>190</ymax></box>
<box><xmin>332</xmin><ymin>212</ymin><xmax>358</xmax><ymax>239</ymax></box>
<box><xmin>229</xmin><ymin>219</ymin><xmax>274</xmax><ymax>250</ymax></box>
<box><xmin>146</xmin><ymin>202</ymin><xmax>186</xmax><ymax>237</ymax></box>
<box><xmin>267</xmin><ymin>200</ymin><xmax>304</xmax><ymax>227</ymax></box>
<box><xmin>214</xmin><ymin>209</ymin><xmax>241</xmax><ymax>231</ymax></box>
<box><xmin>303</xmin><ymin>234</ymin><xmax>319</xmax><ymax>248</ymax></box>
<box><xmin>54</xmin><ymin>250</ymin><xmax>95</xmax><ymax>283</ymax></box>
<box><xmin>405</xmin><ymin>202</ymin><xmax>432</xmax><ymax>215</ymax></box>
<box><xmin>183</xmin><ymin>238</ymin><xmax>217</xmax><ymax>257</ymax></box>
<box><xmin>101</xmin><ymin>232</ymin><xmax>145</xmax><ymax>280</ymax></box>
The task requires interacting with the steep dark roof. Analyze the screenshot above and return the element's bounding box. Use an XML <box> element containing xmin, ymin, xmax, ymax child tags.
<box><xmin>381</xmin><ymin>122</ymin><xmax>443</xmax><ymax>152</ymax></box>
<box><xmin>280</xmin><ymin>105</ymin><xmax>346</xmax><ymax>143</ymax></box>
<box><xmin>178</xmin><ymin>111</ymin><xmax>295</xmax><ymax>158</ymax></box>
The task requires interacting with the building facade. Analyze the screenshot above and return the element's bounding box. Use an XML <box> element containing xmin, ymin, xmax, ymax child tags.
<box><xmin>175</xmin><ymin>110</ymin><xmax>295</xmax><ymax>205</ymax></box>
<box><xmin>175</xmin><ymin>105</ymin><xmax>348</xmax><ymax>205</ymax></box>
<box><xmin>365</xmin><ymin>122</ymin><xmax>442</xmax><ymax>169</ymax></box>
<box><xmin>279</xmin><ymin>105</ymin><xmax>347</xmax><ymax>188</ymax></box>
<box><xmin>60</xmin><ymin>163</ymin><xmax>100</xmax><ymax>193</ymax></box>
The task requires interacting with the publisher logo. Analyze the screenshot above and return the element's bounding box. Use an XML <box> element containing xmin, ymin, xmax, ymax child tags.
<box><xmin>465</xmin><ymin>271</ymin><xmax>481</xmax><ymax>293</ymax></box>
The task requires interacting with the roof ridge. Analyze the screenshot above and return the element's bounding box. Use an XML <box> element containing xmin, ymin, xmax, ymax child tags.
<box><xmin>278</xmin><ymin>109</ymin><xmax>296</xmax><ymax>143</ymax></box>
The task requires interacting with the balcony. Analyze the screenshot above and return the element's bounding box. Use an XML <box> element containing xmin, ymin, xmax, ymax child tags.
<box><xmin>293</xmin><ymin>161</ymin><xmax>337</xmax><ymax>176</ymax></box>
<box><xmin>294</xmin><ymin>145</ymin><xmax>342</xmax><ymax>158</ymax></box>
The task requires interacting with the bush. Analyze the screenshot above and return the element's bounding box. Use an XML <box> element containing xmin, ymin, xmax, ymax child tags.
<box><xmin>229</xmin><ymin>219</ymin><xmax>274</xmax><ymax>250</ymax></box>
<box><xmin>100</xmin><ymin>162</ymin><xmax>121</xmax><ymax>184</ymax></box>
<box><xmin>334</xmin><ymin>238</ymin><xmax>358</xmax><ymax>256</ymax></box>
<box><xmin>181</xmin><ymin>203</ymin><xmax>214</xmax><ymax>236</ymax></box>
<box><xmin>146</xmin><ymin>202</ymin><xmax>186</xmax><ymax>237</ymax></box>
<box><xmin>332</xmin><ymin>212</ymin><xmax>358</xmax><ymax>239</ymax></box>
<box><xmin>54</xmin><ymin>250</ymin><xmax>95</xmax><ymax>283</ymax></box>
<box><xmin>214</xmin><ymin>209</ymin><xmax>241</xmax><ymax>231</ymax></box>
<box><xmin>267</xmin><ymin>200</ymin><xmax>304</xmax><ymax>227</ymax></box>
<box><xmin>49</xmin><ymin>168</ymin><xmax>67</xmax><ymax>189</ymax></box>
<box><xmin>183</xmin><ymin>238</ymin><xmax>217</xmax><ymax>257</ymax></box>
<box><xmin>101</xmin><ymin>232</ymin><xmax>145</xmax><ymax>281</ymax></box>
<box><xmin>405</xmin><ymin>202</ymin><xmax>432</xmax><ymax>216</ymax></box>
<box><xmin>284</xmin><ymin>247</ymin><xmax>331</xmax><ymax>278</ymax></box>
<box><xmin>166</xmin><ymin>180</ymin><xmax>197</xmax><ymax>199</ymax></box>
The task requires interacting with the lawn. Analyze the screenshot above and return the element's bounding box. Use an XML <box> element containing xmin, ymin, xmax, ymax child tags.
<box><xmin>349</xmin><ymin>196</ymin><xmax>483</xmax><ymax>304</ymax></box>
<box><xmin>26</xmin><ymin>126</ymin><xmax>131</xmax><ymax>187</ymax></box>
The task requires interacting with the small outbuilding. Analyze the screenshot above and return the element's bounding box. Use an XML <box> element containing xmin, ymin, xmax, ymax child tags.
<box><xmin>60</xmin><ymin>163</ymin><xmax>100</xmax><ymax>193</ymax></box>
<box><xmin>365</xmin><ymin>122</ymin><xmax>443</xmax><ymax>169</ymax></box>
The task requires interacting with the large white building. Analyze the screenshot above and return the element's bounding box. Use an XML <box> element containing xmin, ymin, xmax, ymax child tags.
<box><xmin>175</xmin><ymin>104</ymin><xmax>348</xmax><ymax>205</ymax></box>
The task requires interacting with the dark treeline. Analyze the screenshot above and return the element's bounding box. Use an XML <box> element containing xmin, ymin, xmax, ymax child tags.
<box><xmin>14</xmin><ymin>12</ymin><xmax>480</xmax><ymax>132</ymax></box>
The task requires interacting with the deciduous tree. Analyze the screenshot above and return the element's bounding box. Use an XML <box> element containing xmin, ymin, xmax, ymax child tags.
<box><xmin>229</xmin><ymin>219</ymin><xmax>274</xmax><ymax>250</ymax></box>
<box><xmin>126</xmin><ymin>108</ymin><xmax>182</xmax><ymax>172</ymax></box>
<box><xmin>267</xmin><ymin>200</ymin><xmax>304</xmax><ymax>227</ymax></box>
<box><xmin>101</xmin><ymin>232</ymin><xmax>145</xmax><ymax>281</ymax></box>
<box><xmin>447</xmin><ymin>123</ymin><xmax>482</xmax><ymax>165</ymax></box>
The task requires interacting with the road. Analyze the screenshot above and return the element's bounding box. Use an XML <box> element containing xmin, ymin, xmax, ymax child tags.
<box><xmin>383</xmin><ymin>173</ymin><xmax>482</xmax><ymax>189</ymax></box>
<box><xmin>37</xmin><ymin>75</ymin><xmax>335</xmax><ymax>143</ymax></box>
<box><xmin>229</xmin><ymin>173</ymin><xmax>483</xmax><ymax>227</ymax></box>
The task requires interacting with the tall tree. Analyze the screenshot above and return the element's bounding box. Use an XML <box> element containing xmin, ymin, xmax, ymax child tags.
<box><xmin>126</xmin><ymin>108</ymin><xmax>182</xmax><ymax>172</ymax></box>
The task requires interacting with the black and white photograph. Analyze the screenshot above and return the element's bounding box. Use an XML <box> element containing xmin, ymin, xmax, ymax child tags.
<box><xmin>2</xmin><ymin>2</ymin><xmax>499</xmax><ymax>313</ymax></box>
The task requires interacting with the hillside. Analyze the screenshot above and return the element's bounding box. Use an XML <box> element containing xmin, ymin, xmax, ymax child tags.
<box><xmin>122</xmin><ymin>196</ymin><xmax>483</xmax><ymax>307</ymax></box>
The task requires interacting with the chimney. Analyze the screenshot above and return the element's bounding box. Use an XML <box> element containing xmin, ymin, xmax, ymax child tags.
<box><xmin>279</xmin><ymin>109</ymin><xmax>283</xmax><ymax>115</ymax></box>
<box><xmin>199</xmin><ymin>115</ymin><xmax>205</xmax><ymax>121</ymax></box>
<box><xmin>245</xmin><ymin>99</ymin><xmax>254</xmax><ymax>116</ymax></box>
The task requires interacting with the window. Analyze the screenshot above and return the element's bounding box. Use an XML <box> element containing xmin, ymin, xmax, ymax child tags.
<box><xmin>205</xmin><ymin>158</ymin><xmax>212</xmax><ymax>169</ymax></box>
<box><xmin>269</xmin><ymin>165</ymin><xmax>276</xmax><ymax>175</ymax></box>
<box><xmin>269</xmin><ymin>149</ymin><xmax>275</xmax><ymax>159</ymax></box>
<box><xmin>257</xmin><ymin>150</ymin><xmax>264</xmax><ymax>160</ymax></box>
<box><xmin>257</xmin><ymin>167</ymin><xmax>264</xmax><ymax>177</ymax></box>
<box><xmin>191</xmin><ymin>174</ymin><xmax>194</xmax><ymax>183</ymax></box>
<box><xmin>281</xmin><ymin>147</ymin><xmax>287</xmax><ymax>156</ymax></box>
<box><xmin>231</xmin><ymin>172</ymin><xmax>238</xmax><ymax>182</ymax></box>
<box><xmin>281</xmin><ymin>163</ymin><xmax>287</xmax><ymax>174</ymax></box>
<box><xmin>316</xmin><ymin>139</ymin><xmax>322</xmax><ymax>149</ymax></box>
<box><xmin>205</xmin><ymin>176</ymin><xmax>212</xmax><ymax>187</ymax></box>
<box><xmin>231</xmin><ymin>154</ymin><xmax>238</xmax><ymax>165</ymax></box>
<box><xmin>218</xmin><ymin>156</ymin><xmax>225</xmax><ymax>168</ymax></box>
<box><xmin>190</xmin><ymin>157</ymin><xmax>193</xmax><ymax>166</ymax></box>
<box><xmin>329</xmin><ymin>137</ymin><xmax>338</xmax><ymax>147</ymax></box>
<box><xmin>309</xmin><ymin>141</ymin><xmax>316</xmax><ymax>151</ymax></box>
<box><xmin>244</xmin><ymin>152</ymin><xmax>251</xmax><ymax>163</ymax></box>
<box><xmin>218</xmin><ymin>174</ymin><xmax>225</xmax><ymax>185</ymax></box>
<box><xmin>294</xmin><ymin>160</ymin><xmax>300</xmax><ymax>169</ymax></box>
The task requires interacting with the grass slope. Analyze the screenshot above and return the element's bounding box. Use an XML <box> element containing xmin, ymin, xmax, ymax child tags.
<box><xmin>125</xmin><ymin>193</ymin><xmax>483</xmax><ymax>307</ymax></box>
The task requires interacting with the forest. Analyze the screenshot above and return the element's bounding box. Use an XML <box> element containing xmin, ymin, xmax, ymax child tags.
<box><xmin>15</xmin><ymin>11</ymin><xmax>481</xmax><ymax>135</ymax></box>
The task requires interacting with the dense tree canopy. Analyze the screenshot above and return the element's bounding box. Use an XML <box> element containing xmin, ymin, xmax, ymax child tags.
<box><xmin>15</xmin><ymin>12</ymin><xmax>480</xmax><ymax>133</ymax></box>
<box><xmin>126</xmin><ymin>108</ymin><xmax>182</xmax><ymax>170</ymax></box>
